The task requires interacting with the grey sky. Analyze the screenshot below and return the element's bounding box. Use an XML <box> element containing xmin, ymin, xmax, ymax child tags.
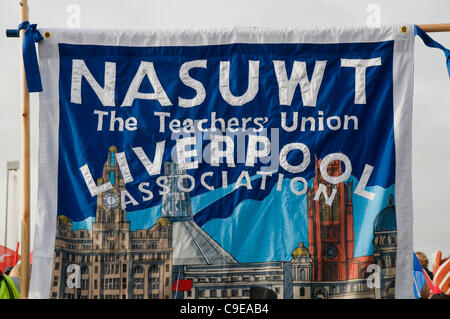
<box><xmin>0</xmin><ymin>0</ymin><xmax>449</xmax><ymax>264</ymax></box>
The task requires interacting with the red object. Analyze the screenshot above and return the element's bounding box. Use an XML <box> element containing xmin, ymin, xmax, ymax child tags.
<box><xmin>172</xmin><ymin>279</ymin><xmax>193</xmax><ymax>292</ymax></box>
<box><xmin>0</xmin><ymin>245</ymin><xmax>20</xmax><ymax>273</ymax></box>
<box><xmin>423</xmin><ymin>268</ymin><xmax>441</xmax><ymax>296</ymax></box>
<box><xmin>307</xmin><ymin>158</ymin><xmax>374</xmax><ymax>281</ymax></box>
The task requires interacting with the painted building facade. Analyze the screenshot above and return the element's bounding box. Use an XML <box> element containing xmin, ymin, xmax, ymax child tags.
<box><xmin>50</xmin><ymin>148</ymin><xmax>397</xmax><ymax>299</ymax></box>
<box><xmin>50</xmin><ymin>146</ymin><xmax>173</xmax><ymax>299</ymax></box>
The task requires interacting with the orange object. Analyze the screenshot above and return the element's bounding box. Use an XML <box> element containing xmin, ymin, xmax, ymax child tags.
<box><xmin>432</xmin><ymin>251</ymin><xmax>450</xmax><ymax>296</ymax></box>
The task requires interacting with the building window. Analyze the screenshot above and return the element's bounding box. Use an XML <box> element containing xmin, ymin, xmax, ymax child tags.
<box><xmin>165</xmin><ymin>277</ymin><xmax>169</xmax><ymax>287</ymax></box>
<box><xmin>81</xmin><ymin>279</ymin><xmax>89</xmax><ymax>290</ymax></box>
<box><xmin>51</xmin><ymin>292</ymin><xmax>57</xmax><ymax>299</ymax></box>
<box><xmin>134</xmin><ymin>265</ymin><xmax>144</xmax><ymax>274</ymax></box>
<box><xmin>221</xmin><ymin>289</ymin><xmax>227</xmax><ymax>297</ymax></box>
<box><xmin>231</xmin><ymin>289</ymin><xmax>238</xmax><ymax>297</ymax></box>
<box><xmin>55</xmin><ymin>262</ymin><xmax>59</xmax><ymax>270</ymax></box>
<box><xmin>300</xmin><ymin>287</ymin><xmax>305</xmax><ymax>296</ymax></box>
<box><xmin>94</xmin><ymin>280</ymin><xmax>98</xmax><ymax>289</ymax></box>
<box><xmin>133</xmin><ymin>277</ymin><xmax>144</xmax><ymax>289</ymax></box>
<box><xmin>122</xmin><ymin>277</ymin><xmax>127</xmax><ymax>289</ymax></box>
<box><xmin>150</xmin><ymin>277</ymin><xmax>159</xmax><ymax>289</ymax></box>
<box><xmin>210</xmin><ymin>290</ymin><xmax>217</xmax><ymax>298</ymax></box>
<box><xmin>198</xmin><ymin>290</ymin><xmax>205</xmax><ymax>298</ymax></box>
<box><xmin>53</xmin><ymin>276</ymin><xmax>58</xmax><ymax>287</ymax></box>
<box><xmin>81</xmin><ymin>265</ymin><xmax>89</xmax><ymax>274</ymax></box>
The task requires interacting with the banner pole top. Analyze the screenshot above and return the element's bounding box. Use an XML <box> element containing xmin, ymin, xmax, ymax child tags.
<box><xmin>5</xmin><ymin>23</ymin><xmax>450</xmax><ymax>38</ymax></box>
<box><xmin>417</xmin><ymin>23</ymin><xmax>450</xmax><ymax>33</ymax></box>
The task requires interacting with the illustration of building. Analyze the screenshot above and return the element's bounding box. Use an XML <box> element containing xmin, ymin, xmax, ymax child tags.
<box><xmin>179</xmin><ymin>262</ymin><xmax>287</xmax><ymax>299</ymax></box>
<box><xmin>373</xmin><ymin>195</ymin><xmax>397</xmax><ymax>298</ymax></box>
<box><xmin>51</xmin><ymin>149</ymin><xmax>398</xmax><ymax>299</ymax></box>
<box><xmin>161</xmin><ymin>162</ymin><xmax>237</xmax><ymax>266</ymax></box>
<box><xmin>180</xmin><ymin>156</ymin><xmax>397</xmax><ymax>299</ymax></box>
<box><xmin>50</xmin><ymin>146</ymin><xmax>173</xmax><ymax>299</ymax></box>
<box><xmin>291</xmin><ymin>242</ymin><xmax>313</xmax><ymax>298</ymax></box>
<box><xmin>306</xmin><ymin>156</ymin><xmax>374</xmax><ymax>282</ymax></box>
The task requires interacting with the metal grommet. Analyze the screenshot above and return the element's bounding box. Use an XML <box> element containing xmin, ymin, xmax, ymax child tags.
<box><xmin>43</xmin><ymin>31</ymin><xmax>52</xmax><ymax>39</ymax></box>
<box><xmin>400</xmin><ymin>26</ymin><xmax>408</xmax><ymax>34</ymax></box>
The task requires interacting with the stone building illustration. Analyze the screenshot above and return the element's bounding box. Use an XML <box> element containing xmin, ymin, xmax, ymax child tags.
<box><xmin>373</xmin><ymin>195</ymin><xmax>397</xmax><ymax>298</ymax></box>
<box><xmin>179</xmin><ymin>157</ymin><xmax>397</xmax><ymax>299</ymax></box>
<box><xmin>51</xmin><ymin>148</ymin><xmax>397</xmax><ymax>299</ymax></box>
<box><xmin>50</xmin><ymin>146</ymin><xmax>173</xmax><ymax>299</ymax></box>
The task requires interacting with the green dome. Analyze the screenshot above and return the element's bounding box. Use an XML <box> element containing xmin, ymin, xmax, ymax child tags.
<box><xmin>374</xmin><ymin>195</ymin><xmax>397</xmax><ymax>232</ymax></box>
<box><xmin>292</xmin><ymin>242</ymin><xmax>310</xmax><ymax>257</ymax></box>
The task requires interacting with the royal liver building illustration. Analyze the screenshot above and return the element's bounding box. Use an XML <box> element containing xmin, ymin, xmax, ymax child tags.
<box><xmin>50</xmin><ymin>146</ymin><xmax>397</xmax><ymax>299</ymax></box>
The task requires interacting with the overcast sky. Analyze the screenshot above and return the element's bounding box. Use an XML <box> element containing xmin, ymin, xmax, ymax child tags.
<box><xmin>0</xmin><ymin>0</ymin><xmax>449</xmax><ymax>265</ymax></box>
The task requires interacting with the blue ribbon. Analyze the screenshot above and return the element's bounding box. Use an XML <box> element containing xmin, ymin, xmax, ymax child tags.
<box><xmin>18</xmin><ymin>21</ymin><xmax>44</xmax><ymax>92</ymax></box>
<box><xmin>415</xmin><ymin>25</ymin><xmax>450</xmax><ymax>78</ymax></box>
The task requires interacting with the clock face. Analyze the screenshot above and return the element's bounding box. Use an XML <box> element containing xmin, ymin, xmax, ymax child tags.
<box><xmin>324</xmin><ymin>245</ymin><xmax>338</xmax><ymax>259</ymax></box>
<box><xmin>103</xmin><ymin>193</ymin><xmax>119</xmax><ymax>208</ymax></box>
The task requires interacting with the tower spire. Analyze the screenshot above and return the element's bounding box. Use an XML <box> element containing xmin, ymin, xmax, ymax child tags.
<box><xmin>161</xmin><ymin>162</ymin><xmax>193</xmax><ymax>221</ymax></box>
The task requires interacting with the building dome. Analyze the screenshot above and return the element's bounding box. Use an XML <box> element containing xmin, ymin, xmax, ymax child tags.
<box><xmin>374</xmin><ymin>195</ymin><xmax>397</xmax><ymax>233</ymax></box>
<box><xmin>109</xmin><ymin>146</ymin><xmax>117</xmax><ymax>152</ymax></box>
<box><xmin>292</xmin><ymin>242</ymin><xmax>310</xmax><ymax>257</ymax></box>
<box><xmin>58</xmin><ymin>215</ymin><xmax>68</xmax><ymax>224</ymax></box>
<box><xmin>156</xmin><ymin>217</ymin><xmax>171</xmax><ymax>226</ymax></box>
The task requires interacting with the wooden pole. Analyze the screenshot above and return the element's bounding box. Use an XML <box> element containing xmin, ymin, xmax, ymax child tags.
<box><xmin>417</xmin><ymin>23</ymin><xmax>450</xmax><ymax>33</ymax></box>
<box><xmin>19</xmin><ymin>0</ymin><xmax>31</xmax><ymax>298</ymax></box>
<box><xmin>4</xmin><ymin>169</ymin><xmax>10</xmax><ymax>247</ymax></box>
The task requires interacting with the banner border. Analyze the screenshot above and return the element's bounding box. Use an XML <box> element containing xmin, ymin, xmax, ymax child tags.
<box><xmin>30</xmin><ymin>25</ymin><xmax>415</xmax><ymax>299</ymax></box>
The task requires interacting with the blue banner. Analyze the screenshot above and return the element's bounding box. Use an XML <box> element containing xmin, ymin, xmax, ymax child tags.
<box><xmin>32</xmin><ymin>27</ymin><xmax>416</xmax><ymax>299</ymax></box>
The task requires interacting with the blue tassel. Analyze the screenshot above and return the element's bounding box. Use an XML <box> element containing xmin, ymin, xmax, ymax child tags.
<box><xmin>415</xmin><ymin>25</ymin><xmax>450</xmax><ymax>78</ymax></box>
<box><xmin>18</xmin><ymin>21</ymin><xmax>44</xmax><ymax>93</ymax></box>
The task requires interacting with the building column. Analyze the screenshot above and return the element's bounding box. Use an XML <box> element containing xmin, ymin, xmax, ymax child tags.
<box><xmin>144</xmin><ymin>264</ymin><xmax>149</xmax><ymax>299</ymax></box>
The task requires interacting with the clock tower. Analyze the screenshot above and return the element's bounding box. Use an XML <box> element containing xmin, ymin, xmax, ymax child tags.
<box><xmin>306</xmin><ymin>156</ymin><xmax>373</xmax><ymax>282</ymax></box>
<box><xmin>92</xmin><ymin>146</ymin><xmax>130</xmax><ymax>251</ymax></box>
